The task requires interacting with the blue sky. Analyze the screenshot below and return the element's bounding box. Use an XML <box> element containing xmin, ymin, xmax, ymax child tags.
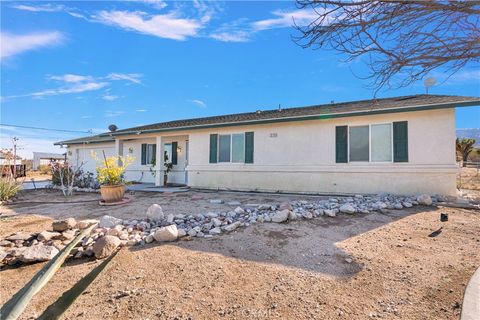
<box><xmin>1</xmin><ymin>0</ymin><xmax>479</xmax><ymax>158</ymax></box>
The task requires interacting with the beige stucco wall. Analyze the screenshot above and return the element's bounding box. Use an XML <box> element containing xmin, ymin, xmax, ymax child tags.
<box><xmin>186</xmin><ymin>108</ymin><xmax>457</xmax><ymax>195</ymax></box>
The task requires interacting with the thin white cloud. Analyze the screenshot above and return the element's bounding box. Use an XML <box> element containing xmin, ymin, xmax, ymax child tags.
<box><xmin>134</xmin><ymin>0</ymin><xmax>168</xmax><ymax>10</ymax></box>
<box><xmin>190</xmin><ymin>99</ymin><xmax>206</xmax><ymax>108</ymax></box>
<box><xmin>3</xmin><ymin>72</ymin><xmax>142</xmax><ymax>100</ymax></box>
<box><xmin>105</xmin><ymin>110</ymin><xmax>125</xmax><ymax>117</ymax></box>
<box><xmin>94</xmin><ymin>10</ymin><xmax>203</xmax><ymax>41</ymax></box>
<box><xmin>81</xmin><ymin>115</ymin><xmax>93</xmax><ymax>119</ymax></box>
<box><xmin>210</xmin><ymin>30</ymin><xmax>250</xmax><ymax>43</ymax></box>
<box><xmin>30</xmin><ymin>82</ymin><xmax>109</xmax><ymax>98</ymax></box>
<box><xmin>135</xmin><ymin>109</ymin><xmax>147</xmax><ymax>112</ymax></box>
<box><xmin>106</xmin><ymin>73</ymin><xmax>142</xmax><ymax>84</ymax></box>
<box><xmin>11</xmin><ymin>3</ymin><xmax>65</xmax><ymax>12</ymax></box>
<box><xmin>49</xmin><ymin>74</ymin><xmax>94</xmax><ymax>83</ymax></box>
<box><xmin>102</xmin><ymin>94</ymin><xmax>119</xmax><ymax>101</ymax></box>
<box><xmin>252</xmin><ymin>9</ymin><xmax>318</xmax><ymax>31</ymax></box>
<box><xmin>1</xmin><ymin>31</ymin><xmax>64</xmax><ymax>59</ymax></box>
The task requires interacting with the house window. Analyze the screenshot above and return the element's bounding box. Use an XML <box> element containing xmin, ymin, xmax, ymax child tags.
<box><xmin>348</xmin><ymin>124</ymin><xmax>393</xmax><ymax>162</ymax></box>
<box><xmin>218</xmin><ymin>133</ymin><xmax>245</xmax><ymax>163</ymax></box>
<box><xmin>164</xmin><ymin>143</ymin><xmax>172</xmax><ymax>163</ymax></box>
<box><xmin>209</xmin><ymin>132</ymin><xmax>254</xmax><ymax>164</ymax></box>
<box><xmin>218</xmin><ymin>135</ymin><xmax>231</xmax><ymax>162</ymax></box>
<box><xmin>146</xmin><ymin>144</ymin><xmax>156</xmax><ymax>164</ymax></box>
<box><xmin>349</xmin><ymin>126</ymin><xmax>369</xmax><ymax>162</ymax></box>
<box><xmin>231</xmin><ymin>133</ymin><xmax>245</xmax><ymax>163</ymax></box>
<box><xmin>141</xmin><ymin>143</ymin><xmax>156</xmax><ymax>165</ymax></box>
<box><xmin>371</xmin><ymin>124</ymin><xmax>392</xmax><ymax>162</ymax></box>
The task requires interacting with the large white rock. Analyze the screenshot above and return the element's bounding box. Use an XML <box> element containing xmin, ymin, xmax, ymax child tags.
<box><xmin>209</xmin><ymin>227</ymin><xmax>222</xmax><ymax>235</ymax></box>
<box><xmin>339</xmin><ymin>204</ymin><xmax>356</xmax><ymax>214</ymax></box>
<box><xmin>153</xmin><ymin>225</ymin><xmax>178</xmax><ymax>242</ymax></box>
<box><xmin>417</xmin><ymin>194</ymin><xmax>433</xmax><ymax>206</ymax></box>
<box><xmin>146</xmin><ymin>204</ymin><xmax>164</xmax><ymax>221</ymax></box>
<box><xmin>324</xmin><ymin>209</ymin><xmax>336</xmax><ymax>217</ymax></box>
<box><xmin>99</xmin><ymin>215</ymin><xmax>123</xmax><ymax>229</ymax></box>
<box><xmin>19</xmin><ymin>244</ymin><xmax>59</xmax><ymax>263</ymax></box>
<box><xmin>234</xmin><ymin>207</ymin><xmax>245</xmax><ymax>214</ymax></box>
<box><xmin>92</xmin><ymin>235</ymin><xmax>121</xmax><ymax>259</ymax></box>
<box><xmin>271</xmin><ymin>210</ymin><xmax>290</xmax><ymax>223</ymax></box>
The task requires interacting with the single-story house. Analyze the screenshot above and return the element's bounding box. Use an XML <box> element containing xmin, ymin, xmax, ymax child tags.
<box><xmin>55</xmin><ymin>94</ymin><xmax>479</xmax><ymax>196</ymax></box>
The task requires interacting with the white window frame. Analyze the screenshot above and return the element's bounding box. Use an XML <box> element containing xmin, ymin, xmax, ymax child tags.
<box><xmin>217</xmin><ymin>133</ymin><xmax>246</xmax><ymax>164</ymax></box>
<box><xmin>348</xmin><ymin>123</ymin><xmax>394</xmax><ymax>163</ymax></box>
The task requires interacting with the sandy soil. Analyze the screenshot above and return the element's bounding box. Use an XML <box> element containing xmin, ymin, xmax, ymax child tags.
<box><xmin>1</xmin><ymin>203</ymin><xmax>479</xmax><ymax>319</ymax></box>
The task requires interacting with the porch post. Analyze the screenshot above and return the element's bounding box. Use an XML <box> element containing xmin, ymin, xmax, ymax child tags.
<box><xmin>155</xmin><ymin>136</ymin><xmax>164</xmax><ymax>186</ymax></box>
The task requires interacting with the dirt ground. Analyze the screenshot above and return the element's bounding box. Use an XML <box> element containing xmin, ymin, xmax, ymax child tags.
<box><xmin>0</xmin><ymin>190</ymin><xmax>479</xmax><ymax>320</ymax></box>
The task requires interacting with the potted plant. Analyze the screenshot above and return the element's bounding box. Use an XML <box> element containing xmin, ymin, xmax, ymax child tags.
<box><xmin>163</xmin><ymin>150</ymin><xmax>173</xmax><ymax>186</ymax></box>
<box><xmin>92</xmin><ymin>151</ymin><xmax>134</xmax><ymax>203</ymax></box>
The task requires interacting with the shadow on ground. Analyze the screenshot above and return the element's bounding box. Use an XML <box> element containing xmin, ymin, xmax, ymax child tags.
<box><xmin>130</xmin><ymin>207</ymin><xmax>436</xmax><ymax>277</ymax></box>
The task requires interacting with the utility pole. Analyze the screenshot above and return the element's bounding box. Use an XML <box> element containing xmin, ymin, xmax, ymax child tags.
<box><xmin>12</xmin><ymin>137</ymin><xmax>19</xmax><ymax>179</ymax></box>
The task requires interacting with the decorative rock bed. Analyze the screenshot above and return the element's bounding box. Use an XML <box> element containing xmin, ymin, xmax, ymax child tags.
<box><xmin>0</xmin><ymin>193</ymin><xmax>449</xmax><ymax>265</ymax></box>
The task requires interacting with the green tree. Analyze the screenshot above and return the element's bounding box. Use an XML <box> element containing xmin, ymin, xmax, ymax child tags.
<box><xmin>456</xmin><ymin>138</ymin><xmax>476</xmax><ymax>166</ymax></box>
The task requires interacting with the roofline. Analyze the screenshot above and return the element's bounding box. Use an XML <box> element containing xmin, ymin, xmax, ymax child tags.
<box><xmin>56</xmin><ymin>99</ymin><xmax>479</xmax><ymax>146</ymax></box>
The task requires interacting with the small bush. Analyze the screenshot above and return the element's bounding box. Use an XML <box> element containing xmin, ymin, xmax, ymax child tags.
<box><xmin>0</xmin><ymin>177</ymin><xmax>22</xmax><ymax>201</ymax></box>
<box><xmin>38</xmin><ymin>164</ymin><xmax>51</xmax><ymax>175</ymax></box>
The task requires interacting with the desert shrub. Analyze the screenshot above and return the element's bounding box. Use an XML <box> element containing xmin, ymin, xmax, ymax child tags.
<box><xmin>74</xmin><ymin>171</ymin><xmax>100</xmax><ymax>189</ymax></box>
<box><xmin>38</xmin><ymin>164</ymin><xmax>51</xmax><ymax>174</ymax></box>
<box><xmin>91</xmin><ymin>152</ymin><xmax>134</xmax><ymax>186</ymax></box>
<box><xmin>0</xmin><ymin>177</ymin><xmax>22</xmax><ymax>201</ymax></box>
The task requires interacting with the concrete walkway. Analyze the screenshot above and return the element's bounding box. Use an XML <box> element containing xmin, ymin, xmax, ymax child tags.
<box><xmin>461</xmin><ymin>266</ymin><xmax>480</xmax><ymax>320</ymax></box>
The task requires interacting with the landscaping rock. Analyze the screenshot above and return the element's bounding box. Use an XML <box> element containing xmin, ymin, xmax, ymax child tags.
<box><xmin>19</xmin><ymin>244</ymin><xmax>59</xmax><ymax>263</ymax></box>
<box><xmin>272</xmin><ymin>210</ymin><xmax>289</xmax><ymax>223</ymax></box>
<box><xmin>76</xmin><ymin>219</ymin><xmax>99</xmax><ymax>229</ymax></box>
<box><xmin>209</xmin><ymin>199</ymin><xmax>223</xmax><ymax>204</ymax></box>
<box><xmin>209</xmin><ymin>227</ymin><xmax>222</xmax><ymax>235</ymax></box>
<box><xmin>234</xmin><ymin>207</ymin><xmax>245</xmax><ymax>214</ymax></box>
<box><xmin>92</xmin><ymin>235</ymin><xmax>121</xmax><ymax>259</ymax></box>
<box><xmin>106</xmin><ymin>225</ymin><xmax>123</xmax><ymax>236</ymax></box>
<box><xmin>279</xmin><ymin>202</ymin><xmax>293</xmax><ymax>211</ymax></box>
<box><xmin>223</xmin><ymin>221</ymin><xmax>241</xmax><ymax>232</ymax></box>
<box><xmin>52</xmin><ymin>218</ymin><xmax>77</xmax><ymax>232</ymax></box>
<box><xmin>153</xmin><ymin>225</ymin><xmax>178</xmax><ymax>242</ymax></box>
<box><xmin>166</xmin><ymin>214</ymin><xmax>175</xmax><ymax>223</ymax></box>
<box><xmin>324</xmin><ymin>209</ymin><xmax>336</xmax><ymax>217</ymax></box>
<box><xmin>339</xmin><ymin>204</ymin><xmax>356</xmax><ymax>214</ymax></box>
<box><xmin>37</xmin><ymin>231</ymin><xmax>61</xmax><ymax>242</ymax></box>
<box><xmin>62</xmin><ymin>229</ymin><xmax>77</xmax><ymax>240</ymax></box>
<box><xmin>402</xmin><ymin>202</ymin><xmax>413</xmax><ymax>208</ymax></box>
<box><xmin>99</xmin><ymin>215</ymin><xmax>123</xmax><ymax>229</ymax></box>
<box><xmin>417</xmin><ymin>194</ymin><xmax>433</xmax><ymax>206</ymax></box>
<box><xmin>288</xmin><ymin>211</ymin><xmax>297</xmax><ymax>221</ymax></box>
<box><xmin>212</xmin><ymin>218</ymin><xmax>222</xmax><ymax>227</ymax></box>
<box><xmin>6</xmin><ymin>233</ymin><xmax>33</xmax><ymax>241</ymax></box>
<box><xmin>146</xmin><ymin>204</ymin><xmax>164</xmax><ymax>221</ymax></box>
<box><xmin>177</xmin><ymin>228</ymin><xmax>187</xmax><ymax>238</ymax></box>
<box><xmin>0</xmin><ymin>240</ymin><xmax>14</xmax><ymax>247</ymax></box>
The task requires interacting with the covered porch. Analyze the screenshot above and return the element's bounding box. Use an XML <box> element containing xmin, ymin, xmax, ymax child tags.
<box><xmin>114</xmin><ymin>134</ymin><xmax>189</xmax><ymax>187</ymax></box>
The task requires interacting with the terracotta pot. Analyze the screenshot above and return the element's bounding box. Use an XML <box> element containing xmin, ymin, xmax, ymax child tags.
<box><xmin>100</xmin><ymin>184</ymin><xmax>125</xmax><ymax>203</ymax></box>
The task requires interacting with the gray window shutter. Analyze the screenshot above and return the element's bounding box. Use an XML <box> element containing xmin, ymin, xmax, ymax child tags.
<box><xmin>209</xmin><ymin>134</ymin><xmax>218</xmax><ymax>163</ymax></box>
<box><xmin>141</xmin><ymin>144</ymin><xmax>147</xmax><ymax>165</ymax></box>
<box><xmin>336</xmin><ymin>126</ymin><xmax>348</xmax><ymax>163</ymax></box>
<box><xmin>393</xmin><ymin>121</ymin><xmax>408</xmax><ymax>162</ymax></box>
<box><xmin>245</xmin><ymin>132</ymin><xmax>254</xmax><ymax>164</ymax></box>
<box><xmin>171</xmin><ymin>142</ymin><xmax>178</xmax><ymax>165</ymax></box>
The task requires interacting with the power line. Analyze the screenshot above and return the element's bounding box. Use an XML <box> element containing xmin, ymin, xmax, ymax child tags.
<box><xmin>0</xmin><ymin>124</ymin><xmax>92</xmax><ymax>134</ymax></box>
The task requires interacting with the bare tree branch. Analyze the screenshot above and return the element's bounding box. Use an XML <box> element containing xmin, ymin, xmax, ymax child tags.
<box><xmin>294</xmin><ymin>0</ymin><xmax>480</xmax><ymax>93</ymax></box>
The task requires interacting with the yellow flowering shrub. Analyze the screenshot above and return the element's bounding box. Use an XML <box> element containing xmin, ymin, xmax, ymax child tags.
<box><xmin>91</xmin><ymin>152</ymin><xmax>135</xmax><ymax>186</ymax></box>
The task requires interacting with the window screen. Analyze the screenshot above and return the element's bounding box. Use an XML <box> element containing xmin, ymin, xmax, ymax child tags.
<box><xmin>349</xmin><ymin>126</ymin><xmax>369</xmax><ymax>161</ymax></box>
<box><xmin>232</xmin><ymin>134</ymin><xmax>245</xmax><ymax>163</ymax></box>
<box><xmin>371</xmin><ymin>124</ymin><xmax>392</xmax><ymax>162</ymax></box>
<box><xmin>146</xmin><ymin>144</ymin><xmax>156</xmax><ymax>165</ymax></box>
<box><xmin>218</xmin><ymin>135</ymin><xmax>231</xmax><ymax>162</ymax></box>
